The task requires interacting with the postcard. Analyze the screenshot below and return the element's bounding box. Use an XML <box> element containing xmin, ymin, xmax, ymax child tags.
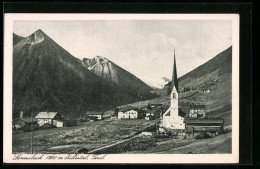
<box><xmin>4</xmin><ymin>14</ymin><xmax>239</xmax><ymax>163</ymax></box>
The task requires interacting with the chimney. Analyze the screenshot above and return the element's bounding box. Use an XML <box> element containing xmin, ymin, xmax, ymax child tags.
<box><xmin>20</xmin><ymin>111</ymin><xmax>23</xmax><ymax>119</ymax></box>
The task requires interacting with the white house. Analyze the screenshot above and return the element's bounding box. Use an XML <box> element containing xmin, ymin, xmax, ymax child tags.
<box><xmin>162</xmin><ymin>50</ymin><xmax>185</xmax><ymax>130</ymax></box>
<box><xmin>118</xmin><ymin>108</ymin><xmax>142</xmax><ymax>119</ymax></box>
<box><xmin>189</xmin><ymin>104</ymin><xmax>206</xmax><ymax>118</ymax></box>
<box><xmin>35</xmin><ymin>112</ymin><xmax>63</xmax><ymax>127</ymax></box>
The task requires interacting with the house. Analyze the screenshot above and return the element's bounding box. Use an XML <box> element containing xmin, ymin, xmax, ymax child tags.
<box><xmin>35</xmin><ymin>112</ymin><xmax>62</xmax><ymax>127</ymax></box>
<box><xmin>178</xmin><ymin>102</ymin><xmax>206</xmax><ymax>118</ymax></box>
<box><xmin>162</xmin><ymin>50</ymin><xmax>185</xmax><ymax>130</ymax></box>
<box><xmin>145</xmin><ymin>109</ymin><xmax>161</xmax><ymax>120</ymax></box>
<box><xmin>86</xmin><ymin>111</ymin><xmax>103</xmax><ymax>120</ymax></box>
<box><xmin>118</xmin><ymin>107</ymin><xmax>143</xmax><ymax>119</ymax></box>
<box><xmin>189</xmin><ymin>104</ymin><xmax>206</xmax><ymax>118</ymax></box>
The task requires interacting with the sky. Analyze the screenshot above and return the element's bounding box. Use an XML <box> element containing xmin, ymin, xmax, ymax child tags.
<box><xmin>13</xmin><ymin>20</ymin><xmax>232</xmax><ymax>88</ymax></box>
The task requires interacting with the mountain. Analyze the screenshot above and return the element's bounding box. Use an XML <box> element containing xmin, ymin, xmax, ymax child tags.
<box><xmin>82</xmin><ymin>56</ymin><xmax>152</xmax><ymax>98</ymax></box>
<box><xmin>13</xmin><ymin>29</ymin><xmax>153</xmax><ymax>118</ymax></box>
<box><xmin>13</xmin><ymin>33</ymin><xmax>24</xmax><ymax>45</ymax></box>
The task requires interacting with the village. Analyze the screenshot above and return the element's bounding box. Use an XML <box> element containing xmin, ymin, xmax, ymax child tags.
<box><xmin>12</xmin><ymin>50</ymin><xmax>229</xmax><ymax>154</ymax></box>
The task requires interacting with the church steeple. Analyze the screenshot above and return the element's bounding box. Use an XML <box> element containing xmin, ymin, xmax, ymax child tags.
<box><xmin>172</xmin><ymin>49</ymin><xmax>178</xmax><ymax>92</ymax></box>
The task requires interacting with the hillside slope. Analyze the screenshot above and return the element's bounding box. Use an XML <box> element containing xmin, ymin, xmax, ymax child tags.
<box><xmin>13</xmin><ymin>29</ymin><xmax>150</xmax><ymax>118</ymax></box>
<box><xmin>13</xmin><ymin>33</ymin><xmax>24</xmax><ymax>45</ymax></box>
<box><xmin>82</xmin><ymin>56</ymin><xmax>152</xmax><ymax>98</ymax></box>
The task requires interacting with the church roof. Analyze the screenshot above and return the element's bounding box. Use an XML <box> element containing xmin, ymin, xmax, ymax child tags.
<box><xmin>180</xmin><ymin>105</ymin><xmax>190</xmax><ymax>114</ymax></box>
<box><xmin>172</xmin><ymin>50</ymin><xmax>179</xmax><ymax>92</ymax></box>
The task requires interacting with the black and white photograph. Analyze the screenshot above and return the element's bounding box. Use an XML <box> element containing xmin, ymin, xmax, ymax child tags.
<box><xmin>4</xmin><ymin>14</ymin><xmax>239</xmax><ymax>163</ymax></box>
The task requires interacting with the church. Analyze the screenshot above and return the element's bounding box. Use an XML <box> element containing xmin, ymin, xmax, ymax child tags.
<box><xmin>162</xmin><ymin>50</ymin><xmax>185</xmax><ymax>130</ymax></box>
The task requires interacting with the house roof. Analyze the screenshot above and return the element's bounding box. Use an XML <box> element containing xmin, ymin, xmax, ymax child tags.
<box><xmin>190</xmin><ymin>104</ymin><xmax>206</xmax><ymax>109</ymax></box>
<box><xmin>178</xmin><ymin>109</ymin><xmax>187</xmax><ymax>117</ymax></box>
<box><xmin>120</xmin><ymin>108</ymin><xmax>140</xmax><ymax>113</ymax></box>
<box><xmin>53</xmin><ymin>119</ymin><xmax>64</xmax><ymax>123</ymax></box>
<box><xmin>163</xmin><ymin>108</ymin><xmax>187</xmax><ymax>117</ymax></box>
<box><xmin>20</xmin><ymin>117</ymin><xmax>38</xmax><ymax>123</ymax></box>
<box><xmin>149</xmin><ymin>103</ymin><xmax>163</xmax><ymax>107</ymax></box>
<box><xmin>118</xmin><ymin>106</ymin><xmax>140</xmax><ymax>113</ymax></box>
<box><xmin>146</xmin><ymin>109</ymin><xmax>161</xmax><ymax>114</ymax></box>
<box><xmin>86</xmin><ymin>111</ymin><xmax>103</xmax><ymax>115</ymax></box>
<box><xmin>163</xmin><ymin>108</ymin><xmax>171</xmax><ymax>116</ymax></box>
<box><xmin>35</xmin><ymin>112</ymin><xmax>58</xmax><ymax>119</ymax></box>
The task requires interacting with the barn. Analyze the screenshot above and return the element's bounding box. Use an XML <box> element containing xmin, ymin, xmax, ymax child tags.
<box><xmin>184</xmin><ymin>117</ymin><xmax>224</xmax><ymax>136</ymax></box>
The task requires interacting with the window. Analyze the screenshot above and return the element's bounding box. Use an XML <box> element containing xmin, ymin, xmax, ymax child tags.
<box><xmin>173</xmin><ymin>93</ymin><xmax>176</xmax><ymax>98</ymax></box>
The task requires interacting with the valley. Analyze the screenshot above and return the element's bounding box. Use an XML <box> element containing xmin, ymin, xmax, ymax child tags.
<box><xmin>12</xmin><ymin>30</ymin><xmax>232</xmax><ymax>154</ymax></box>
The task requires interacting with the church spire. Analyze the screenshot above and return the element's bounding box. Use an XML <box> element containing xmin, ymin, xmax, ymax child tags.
<box><xmin>172</xmin><ymin>49</ymin><xmax>178</xmax><ymax>92</ymax></box>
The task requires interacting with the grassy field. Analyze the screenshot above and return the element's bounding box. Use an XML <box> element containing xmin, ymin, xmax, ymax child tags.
<box><xmin>12</xmin><ymin>118</ymin><xmax>160</xmax><ymax>154</ymax></box>
<box><xmin>122</xmin><ymin>131</ymin><xmax>232</xmax><ymax>154</ymax></box>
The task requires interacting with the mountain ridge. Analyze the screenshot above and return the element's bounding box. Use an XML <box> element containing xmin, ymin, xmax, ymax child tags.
<box><xmin>13</xmin><ymin>29</ymin><xmax>153</xmax><ymax>118</ymax></box>
<box><xmin>82</xmin><ymin>55</ymin><xmax>152</xmax><ymax>97</ymax></box>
